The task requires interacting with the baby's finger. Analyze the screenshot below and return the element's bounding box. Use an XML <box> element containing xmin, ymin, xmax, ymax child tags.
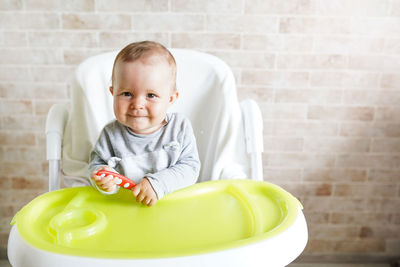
<box><xmin>99</xmin><ymin>175</ymin><xmax>113</xmax><ymax>185</ymax></box>
<box><xmin>136</xmin><ymin>192</ymin><xmax>145</xmax><ymax>203</ymax></box>
<box><xmin>131</xmin><ymin>186</ymin><xmax>140</xmax><ymax>197</ymax></box>
<box><xmin>104</xmin><ymin>184</ymin><xmax>116</xmax><ymax>192</ymax></box>
<box><xmin>147</xmin><ymin>198</ymin><xmax>156</xmax><ymax>207</ymax></box>
<box><xmin>91</xmin><ymin>171</ymin><xmax>99</xmax><ymax>179</ymax></box>
<box><xmin>142</xmin><ymin>196</ymin><xmax>150</xmax><ymax>205</ymax></box>
<box><xmin>93</xmin><ymin>175</ymin><xmax>102</xmax><ymax>182</ymax></box>
<box><xmin>102</xmin><ymin>180</ymin><xmax>113</xmax><ymax>188</ymax></box>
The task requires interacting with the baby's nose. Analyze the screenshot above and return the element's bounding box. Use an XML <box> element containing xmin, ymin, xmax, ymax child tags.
<box><xmin>130</xmin><ymin>96</ymin><xmax>145</xmax><ymax>109</ymax></box>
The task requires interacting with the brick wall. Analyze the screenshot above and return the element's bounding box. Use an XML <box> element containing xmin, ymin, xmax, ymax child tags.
<box><xmin>1</xmin><ymin>0</ymin><xmax>399</xmax><ymax>262</ymax></box>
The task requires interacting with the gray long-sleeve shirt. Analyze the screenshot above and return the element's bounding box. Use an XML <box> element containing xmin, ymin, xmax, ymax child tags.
<box><xmin>88</xmin><ymin>113</ymin><xmax>200</xmax><ymax>199</ymax></box>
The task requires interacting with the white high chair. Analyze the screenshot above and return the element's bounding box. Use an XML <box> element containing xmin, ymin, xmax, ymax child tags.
<box><xmin>8</xmin><ymin>49</ymin><xmax>308</xmax><ymax>267</ymax></box>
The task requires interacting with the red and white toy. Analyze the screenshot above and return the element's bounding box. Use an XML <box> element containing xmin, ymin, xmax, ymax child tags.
<box><xmin>96</xmin><ymin>170</ymin><xmax>137</xmax><ymax>190</ymax></box>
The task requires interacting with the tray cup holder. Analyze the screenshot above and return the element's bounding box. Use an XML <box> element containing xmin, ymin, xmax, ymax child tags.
<box><xmin>49</xmin><ymin>208</ymin><xmax>107</xmax><ymax>246</ymax></box>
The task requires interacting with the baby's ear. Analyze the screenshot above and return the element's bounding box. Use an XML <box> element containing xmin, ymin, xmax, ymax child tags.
<box><xmin>109</xmin><ymin>87</ymin><xmax>114</xmax><ymax>95</ymax></box>
<box><xmin>169</xmin><ymin>90</ymin><xmax>179</xmax><ymax>104</ymax></box>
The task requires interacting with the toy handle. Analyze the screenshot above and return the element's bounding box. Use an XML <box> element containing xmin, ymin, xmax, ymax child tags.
<box><xmin>95</xmin><ymin>170</ymin><xmax>137</xmax><ymax>190</ymax></box>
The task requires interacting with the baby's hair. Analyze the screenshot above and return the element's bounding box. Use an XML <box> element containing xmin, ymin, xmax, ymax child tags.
<box><xmin>111</xmin><ymin>41</ymin><xmax>177</xmax><ymax>91</ymax></box>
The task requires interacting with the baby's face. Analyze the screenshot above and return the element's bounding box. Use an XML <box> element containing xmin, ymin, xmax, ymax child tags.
<box><xmin>111</xmin><ymin>58</ymin><xmax>178</xmax><ymax>135</ymax></box>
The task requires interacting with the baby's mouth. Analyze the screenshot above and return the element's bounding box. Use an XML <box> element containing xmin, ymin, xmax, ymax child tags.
<box><xmin>128</xmin><ymin>114</ymin><xmax>148</xmax><ymax>118</ymax></box>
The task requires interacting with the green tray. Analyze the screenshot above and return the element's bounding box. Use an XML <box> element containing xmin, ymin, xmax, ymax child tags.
<box><xmin>12</xmin><ymin>179</ymin><xmax>301</xmax><ymax>258</ymax></box>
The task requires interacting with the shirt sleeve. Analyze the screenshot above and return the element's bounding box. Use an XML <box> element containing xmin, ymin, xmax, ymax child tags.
<box><xmin>88</xmin><ymin>127</ymin><xmax>119</xmax><ymax>195</ymax></box>
<box><xmin>88</xmin><ymin>129</ymin><xmax>110</xmax><ymax>174</ymax></box>
<box><xmin>145</xmin><ymin>119</ymin><xmax>201</xmax><ymax>200</ymax></box>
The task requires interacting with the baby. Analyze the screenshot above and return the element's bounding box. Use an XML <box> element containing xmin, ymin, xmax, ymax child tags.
<box><xmin>89</xmin><ymin>41</ymin><xmax>200</xmax><ymax>206</ymax></box>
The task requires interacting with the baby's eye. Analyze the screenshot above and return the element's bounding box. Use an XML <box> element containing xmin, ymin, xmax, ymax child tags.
<box><xmin>147</xmin><ymin>93</ymin><xmax>157</xmax><ymax>98</ymax></box>
<box><xmin>122</xmin><ymin>92</ymin><xmax>132</xmax><ymax>97</ymax></box>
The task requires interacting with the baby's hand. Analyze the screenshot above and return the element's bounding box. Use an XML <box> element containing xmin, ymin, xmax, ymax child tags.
<box><xmin>132</xmin><ymin>178</ymin><xmax>157</xmax><ymax>207</ymax></box>
<box><xmin>91</xmin><ymin>166</ymin><xmax>119</xmax><ymax>192</ymax></box>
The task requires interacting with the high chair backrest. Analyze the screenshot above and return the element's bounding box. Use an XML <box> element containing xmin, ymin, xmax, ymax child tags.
<box><xmin>62</xmin><ymin>49</ymin><xmax>248</xmax><ymax>186</ymax></box>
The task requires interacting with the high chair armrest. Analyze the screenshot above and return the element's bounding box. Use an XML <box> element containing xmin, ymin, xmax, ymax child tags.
<box><xmin>240</xmin><ymin>99</ymin><xmax>264</xmax><ymax>181</ymax></box>
<box><xmin>46</xmin><ymin>104</ymin><xmax>68</xmax><ymax>191</ymax></box>
<box><xmin>45</xmin><ymin>104</ymin><xmax>68</xmax><ymax>160</ymax></box>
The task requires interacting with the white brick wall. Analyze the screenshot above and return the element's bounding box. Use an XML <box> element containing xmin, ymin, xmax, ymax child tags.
<box><xmin>0</xmin><ymin>0</ymin><xmax>399</xmax><ymax>262</ymax></box>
